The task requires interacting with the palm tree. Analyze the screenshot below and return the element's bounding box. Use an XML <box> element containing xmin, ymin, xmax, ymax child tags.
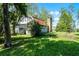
<box><xmin>3</xmin><ymin>3</ymin><xmax>27</xmax><ymax>48</ymax></box>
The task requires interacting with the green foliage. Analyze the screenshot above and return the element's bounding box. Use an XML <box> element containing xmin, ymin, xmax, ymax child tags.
<box><xmin>27</xmin><ymin>20</ymin><xmax>42</xmax><ymax>37</ymax></box>
<box><xmin>9</xmin><ymin>3</ymin><xmax>29</xmax><ymax>35</ymax></box>
<box><xmin>76</xmin><ymin>9</ymin><xmax>79</xmax><ymax>31</ymax></box>
<box><xmin>69</xmin><ymin>4</ymin><xmax>76</xmax><ymax>32</ymax></box>
<box><xmin>0</xmin><ymin>3</ymin><xmax>28</xmax><ymax>35</ymax></box>
<box><xmin>14</xmin><ymin>3</ymin><xmax>27</xmax><ymax>16</ymax></box>
<box><xmin>76</xmin><ymin>29</ymin><xmax>79</xmax><ymax>32</ymax></box>
<box><xmin>0</xmin><ymin>4</ymin><xmax>3</xmax><ymax>35</ymax></box>
<box><xmin>56</xmin><ymin>8</ymin><xmax>73</xmax><ymax>32</ymax></box>
<box><xmin>27</xmin><ymin>4</ymin><xmax>39</xmax><ymax>16</ymax></box>
<box><xmin>0</xmin><ymin>4</ymin><xmax>3</xmax><ymax>24</ymax></box>
<box><xmin>40</xmin><ymin>7</ymin><xmax>48</xmax><ymax>21</ymax></box>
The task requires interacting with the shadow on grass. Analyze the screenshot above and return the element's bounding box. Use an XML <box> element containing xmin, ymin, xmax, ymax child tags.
<box><xmin>0</xmin><ymin>36</ymin><xmax>79</xmax><ymax>56</ymax></box>
<box><xmin>74</xmin><ymin>32</ymin><xmax>79</xmax><ymax>36</ymax></box>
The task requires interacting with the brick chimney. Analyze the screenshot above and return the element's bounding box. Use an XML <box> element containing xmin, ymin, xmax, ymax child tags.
<box><xmin>47</xmin><ymin>16</ymin><xmax>52</xmax><ymax>32</ymax></box>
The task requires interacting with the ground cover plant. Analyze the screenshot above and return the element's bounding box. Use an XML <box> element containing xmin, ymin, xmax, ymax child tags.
<box><xmin>0</xmin><ymin>32</ymin><xmax>79</xmax><ymax>56</ymax></box>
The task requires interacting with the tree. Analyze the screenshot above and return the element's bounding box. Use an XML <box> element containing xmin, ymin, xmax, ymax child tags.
<box><xmin>69</xmin><ymin>4</ymin><xmax>74</xmax><ymax>14</ymax></box>
<box><xmin>40</xmin><ymin>7</ymin><xmax>48</xmax><ymax>21</ymax></box>
<box><xmin>3</xmin><ymin>3</ymin><xmax>12</xmax><ymax>48</ymax></box>
<box><xmin>69</xmin><ymin>4</ymin><xmax>76</xmax><ymax>32</ymax></box>
<box><xmin>2</xmin><ymin>3</ymin><xmax>27</xmax><ymax>48</ymax></box>
<box><xmin>27</xmin><ymin>20</ymin><xmax>43</xmax><ymax>37</ymax></box>
<box><xmin>9</xmin><ymin>3</ymin><xmax>28</xmax><ymax>35</ymax></box>
<box><xmin>56</xmin><ymin>8</ymin><xmax>73</xmax><ymax>32</ymax></box>
<box><xmin>9</xmin><ymin>4</ymin><xmax>21</xmax><ymax>35</ymax></box>
<box><xmin>9</xmin><ymin>11</ymin><xmax>19</xmax><ymax>35</ymax></box>
<box><xmin>77</xmin><ymin>9</ymin><xmax>79</xmax><ymax>31</ymax></box>
<box><xmin>27</xmin><ymin>4</ymin><xmax>39</xmax><ymax>16</ymax></box>
<box><xmin>0</xmin><ymin>4</ymin><xmax>3</xmax><ymax>35</ymax></box>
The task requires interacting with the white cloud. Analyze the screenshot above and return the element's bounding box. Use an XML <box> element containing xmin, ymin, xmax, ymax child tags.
<box><xmin>54</xmin><ymin>11</ymin><xmax>60</xmax><ymax>16</ymax></box>
<box><xmin>54</xmin><ymin>18</ymin><xmax>59</xmax><ymax>21</ymax></box>
<box><xmin>50</xmin><ymin>11</ymin><xmax>60</xmax><ymax>18</ymax></box>
<box><xmin>49</xmin><ymin>11</ymin><xmax>54</xmax><ymax>15</ymax></box>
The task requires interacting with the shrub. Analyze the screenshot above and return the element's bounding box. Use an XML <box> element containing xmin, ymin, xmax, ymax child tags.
<box><xmin>27</xmin><ymin>20</ymin><xmax>43</xmax><ymax>37</ymax></box>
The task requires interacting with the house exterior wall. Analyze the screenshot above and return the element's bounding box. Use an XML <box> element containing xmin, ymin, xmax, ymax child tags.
<box><xmin>41</xmin><ymin>26</ymin><xmax>48</xmax><ymax>33</ymax></box>
<box><xmin>15</xmin><ymin>26</ymin><xmax>19</xmax><ymax>33</ymax></box>
<box><xmin>15</xmin><ymin>16</ymin><xmax>34</xmax><ymax>34</ymax></box>
<box><xmin>15</xmin><ymin>16</ymin><xmax>48</xmax><ymax>35</ymax></box>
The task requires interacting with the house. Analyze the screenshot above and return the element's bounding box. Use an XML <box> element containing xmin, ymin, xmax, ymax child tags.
<box><xmin>34</xmin><ymin>18</ymin><xmax>48</xmax><ymax>33</ymax></box>
<box><xmin>15</xmin><ymin>16</ymin><xmax>48</xmax><ymax>34</ymax></box>
<box><xmin>33</xmin><ymin>15</ymin><xmax>52</xmax><ymax>32</ymax></box>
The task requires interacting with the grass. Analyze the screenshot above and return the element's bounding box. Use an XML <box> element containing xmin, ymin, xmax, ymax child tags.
<box><xmin>0</xmin><ymin>32</ymin><xmax>79</xmax><ymax>56</ymax></box>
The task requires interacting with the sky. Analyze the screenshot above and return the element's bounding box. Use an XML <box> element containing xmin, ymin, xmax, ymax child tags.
<box><xmin>38</xmin><ymin>3</ymin><xmax>79</xmax><ymax>11</ymax></box>
<box><xmin>37</xmin><ymin>3</ymin><xmax>79</xmax><ymax>28</ymax></box>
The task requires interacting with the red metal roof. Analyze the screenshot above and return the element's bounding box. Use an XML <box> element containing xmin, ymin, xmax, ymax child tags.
<box><xmin>35</xmin><ymin>19</ymin><xmax>46</xmax><ymax>26</ymax></box>
<box><xmin>32</xmin><ymin>16</ymin><xmax>46</xmax><ymax>26</ymax></box>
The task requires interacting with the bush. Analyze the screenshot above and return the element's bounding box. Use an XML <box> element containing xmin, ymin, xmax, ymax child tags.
<box><xmin>27</xmin><ymin>20</ymin><xmax>43</xmax><ymax>37</ymax></box>
<box><xmin>76</xmin><ymin>29</ymin><xmax>79</xmax><ymax>32</ymax></box>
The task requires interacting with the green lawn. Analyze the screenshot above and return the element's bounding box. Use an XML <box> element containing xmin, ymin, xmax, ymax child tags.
<box><xmin>0</xmin><ymin>32</ymin><xmax>79</xmax><ymax>56</ymax></box>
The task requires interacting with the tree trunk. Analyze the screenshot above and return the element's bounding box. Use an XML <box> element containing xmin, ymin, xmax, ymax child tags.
<box><xmin>13</xmin><ymin>22</ymin><xmax>16</xmax><ymax>35</ymax></box>
<box><xmin>3</xmin><ymin>3</ymin><xmax>12</xmax><ymax>48</ymax></box>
